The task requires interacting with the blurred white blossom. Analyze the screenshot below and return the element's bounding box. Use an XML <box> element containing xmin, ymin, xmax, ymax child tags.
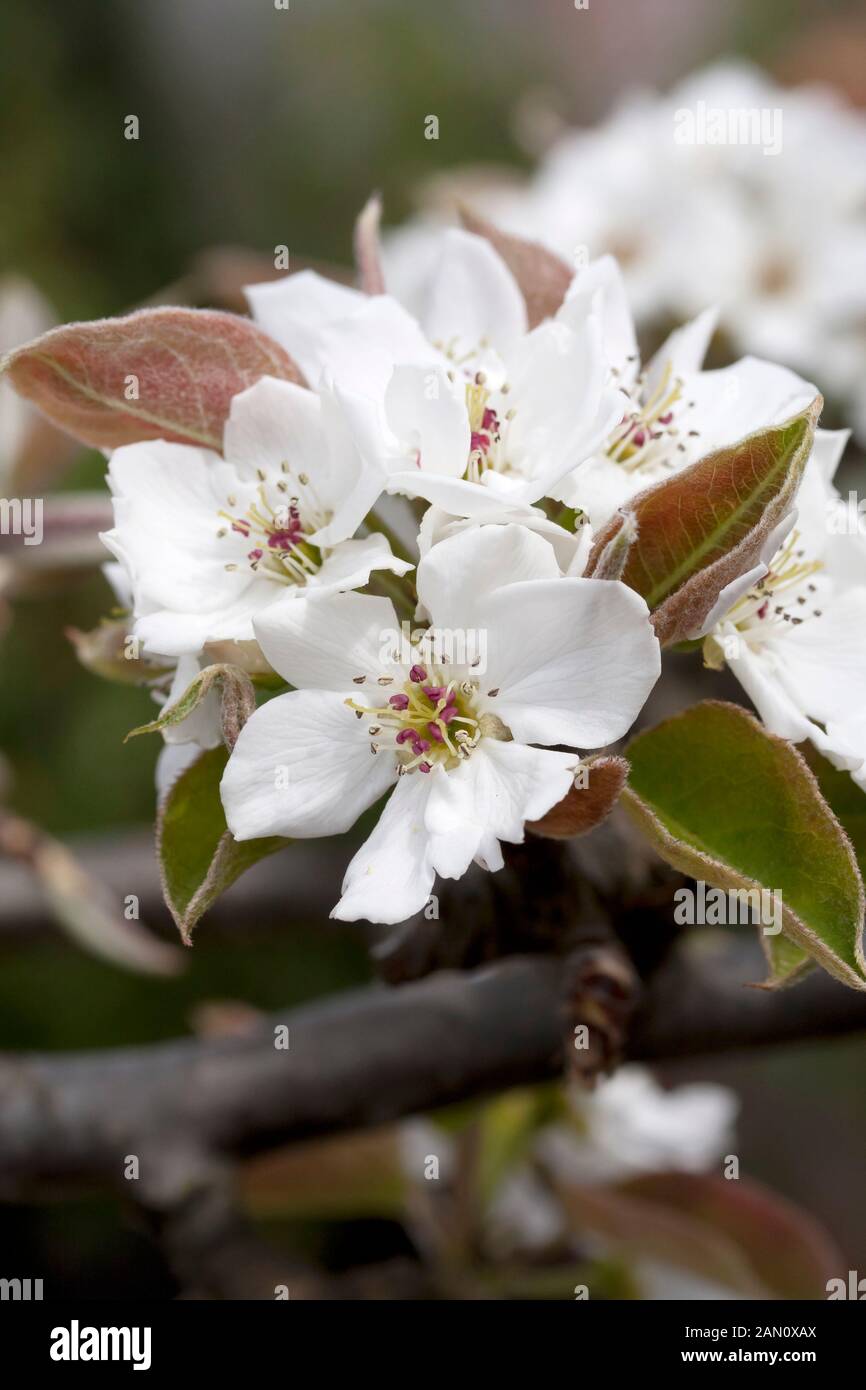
<box><xmin>385</xmin><ymin>63</ymin><xmax>866</xmax><ymax>438</ymax></box>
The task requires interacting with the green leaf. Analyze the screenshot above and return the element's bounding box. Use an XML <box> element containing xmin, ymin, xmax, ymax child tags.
<box><xmin>801</xmin><ymin>744</ymin><xmax>866</xmax><ymax>880</ymax></box>
<box><xmin>157</xmin><ymin>746</ymin><xmax>289</xmax><ymax>943</ymax></box>
<box><xmin>585</xmin><ymin>400</ymin><xmax>821</xmax><ymax>646</ymax></box>
<box><xmin>620</xmin><ymin>701</ymin><xmax>866</xmax><ymax>990</ymax></box>
<box><xmin>776</xmin><ymin>748</ymin><xmax>866</xmax><ymax>988</ymax></box>
<box><xmin>763</xmin><ymin>932</ymin><xmax>813</xmax><ymax>988</ymax></box>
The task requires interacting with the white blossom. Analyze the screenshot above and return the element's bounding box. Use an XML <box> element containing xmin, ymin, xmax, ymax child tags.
<box><xmin>700</xmin><ymin>430</ymin><xmax>866</xmax><ymax>786</ymax></box>
<box><xmin>101</xmin><ymin>376</ymin><xmax>410</xmax><ymax>658</ymax></box>
<box><xmin>384</xmin><ymin>63</ymin><xmax>866</xmax><ymax>440</ymax></box>
<box><xmin>247</xmin><ymin>230</ymin><xmax>625</xmax><ymax>520</ymax></box>
<box><xmin>221</xmin><ymin>524</ymin><xmax>660</xmax><ymax>923</ymax></box>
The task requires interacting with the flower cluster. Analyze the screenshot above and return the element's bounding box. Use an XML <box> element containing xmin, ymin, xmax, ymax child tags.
<box><xmin>94</xmin><ymin>198</ymin><xmax>866</xmax><ymax>926</ymax></box>
<box><xmin>385</xmin><ymin>63</ymin><xmax>866</xmax><ymax>443</ymax></box>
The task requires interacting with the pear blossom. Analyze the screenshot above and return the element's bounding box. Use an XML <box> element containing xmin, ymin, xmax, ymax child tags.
<box><xmin>700</xmin><ymin>430</ymin><xmax>866</xmax><ymax>785</ymax></box>
<box><xmin>387</xmin><ymin>63</ymin><xmax>866</xmax><ymax>438</ymax></box>
<box><xmin>400</xmin><ymin>1068</ymin><xmax>737</xmax><ymax>1264</ymax></box>
<box><xmin>538</xmin><ymin>1068</ymin><xmax>738</xmax><ymax>1187</ymax></box>
<box><xmin>550</xmin><ymin>257</ymin><xmax>820</xmax><ymax>528</ymax></box>
<box><xmin>417</xmin><ymin>502</ymin><xmax>593</xmax><ymax>581</ymax></box>
<box><xmin>247</xmin><ymin>229</ymin><xmax>625</xmax><ymax>520</ymax></box>
<box><xmin>488</xmin><ymin>1070</ymin><xmax>737</xmax><ymax>1257</ymax></box>
<box><xmin>101</xmin><ymin>375</ymin><xmax>410</xmax><ymax>658</ymax></box>
<box><xmin>221</xmin><ymin>524</ymin><xmax>661</xmax><ymax>924</ymax></box>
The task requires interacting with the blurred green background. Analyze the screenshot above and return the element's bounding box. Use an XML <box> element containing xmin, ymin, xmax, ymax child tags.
<box><xmin>1</xmin><ymin>0</ymin><xmax>865</xmax><ymax>1297</ymax></box>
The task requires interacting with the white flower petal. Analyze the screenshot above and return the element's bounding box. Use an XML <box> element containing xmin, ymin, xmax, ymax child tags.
<box><xmin>102</xmin><ymin>560</ymin><xmax>133</xmax><ymax>609</ymax></box>
<box><xmin>310</xmin><ymin>385</ymin><xmax>390</xmax><ymax>545</ymax></box>
<box><xmin>724</xmin><ymin>635</ymin><xmax>816</xmax><ymax>745</ymax></box>
<box><xmin>104</xmin><ymin>441</ymin><xmax>263</xmax><ymax>649</ymax></box>
<box><xmin>476</xmin><ymin>576</ymin><xmax>661</xmax><ymax>748</ymax></box>
<box><xmin>252</xmin><ymin>590</ymin><xmax>399</xmax><ymax>689</ymax></box>
<box><xmin>552</xmin><ymin>452</ymin><xmax>648</xmax><ymax>527</ymax></box>
<box><xmin>475</xmin><ymin>833</ymin><xmax>505</xmax><ymax>872</ymax></box>
<box><xmin>418</xmin><ymin>504</ymin><xmax>586</xmax><ymax>578</ymax></box>
<box><xmin>550</xmin><ymin>1066</ymin><xmax>738</xmax><ymax>1184</ymax></box>
<box><xmin>646</xmin><ymin>305</ymin><xmax>718</xmax><ymax>384</ymax></box>
<box><xmin>221</xmin><ymin>688</ymin><xmax>396</xmax><ymax>841</ymax></box>
<box><xmin>421</xmin><ymin>228</ymin><xmax>528</xmax><ymax>361</ymax></box>
<box><xmin>332</xmin><ymin>773</ymin><xmax>436</xmax><ymax>924</ymax></box>
<box><xmin>130</xmin><ymin>578</ymin><xmax>279</xmax><ymax>656</ymax></box>
<box><xmin>223</xmin><ymin>377</ymin><xmax>325</xmax><ymax>481</ymax></box>
<box><xmin>225</xmin><ymin>377</ymin><xmax>392</xmax><ymax>549</ymax></box>
<box><xmin>417</xmin><ymin>521</ymin><xmax>562</xmax><ymax>631</ymax></box>
<box><xmin>423</xmin><ymin>763</ymin><xmax>487</xmax><ymax>880</ymax></box>
<box><xmin>248</xmin><ymin>271</ymin><xmax>438</xmax><ymax>397</ymax></box>
<box><xmin>824</xmin><ymin>709</ymin><xmax>866</xmax><ymax>784</ymax></box>
<box><xmin>809</xmin><ymin>428</ymin><xmax>849</xmax><ymax>486</ymax></box>
<box><xmin>692</xmin><ymin>509</ymin><xmax>798</xmax><ymax>639</ymax></box>
<box><xmin>686</xmin><ymin>356</ymin><xmax>817</xmax><ymax>455</ymax></box>
<box><xmin>245</xmin><ymin>270</ymin><xmax>366</xmax><ymax>378</ymax></box>
<box><xmin>506</xmin><ymin>317</ymin><xmax>625</xmax><ymax>490</ymax></box>
<box><xmin>385</xmin><ymin>467</ymin><xmax>543</xmax><ymax>516</ymax></box>
<box><xmin>558</xmin><ymin>255</ymin><xmax>638</xmax><ymax>378</ymax></box>
<box><xmin>312</xmin><ymin>533</ymin><xmax>413</xmax><ymax>594</ymax></box>
<box><xmin>565</xmin><ymin>520</ymin><xmax>595</xmax><ymax>576</ymax></box>
<box><xmin>309</xmin><ymin>301</ymin><xmax>438</xmax><ymax>399</ymax></box>
<box><xmin>772</xmin><ymin>588</ymin><xmax>866</xmax><ymax>727</ymax></box>
<box><xmin>384</xmin><ymin>364</ymin><xmax>470</xmax><ymax>477</ymax></box>
<box><xmin>246</xmin><ymin>269</ymin><xmax>365</xmax><ymax>332</ymax></box>
<box><xmin>425</xmin><ymin>740</ymin><xmax>577</xmax><ymax>881</ymax></box>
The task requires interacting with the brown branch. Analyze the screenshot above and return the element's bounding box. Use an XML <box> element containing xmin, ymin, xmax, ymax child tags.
<box><xmin>3</xmin><ymin>815</ymin><xmax>864</xmax><ymax>1303</ymax></box>
<box><xmin>629</xmin><ymin>934</ymin><xmax>866</xmax><ymax>1059</ymax></box>
<box><xmin>2</xmin><ymin>937</ymin><xmax>865</xmax><ymax>1200</ymax></box>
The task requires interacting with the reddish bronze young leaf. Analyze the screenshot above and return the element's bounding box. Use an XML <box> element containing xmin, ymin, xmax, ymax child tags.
<box><xmin>527</xmin><ymin>755</ymin><xmax>629</xmax><ymax>839</ymax></box>
<box><xmin>354</xmin><ymin>193</ymin><xmax>386</xmax><ymax>295</ymax></box>
<box><xmin>459</xmin><ymin>206</ymin><xmax>573</xmax><ymax>328</ymax></box>
<box><xmin>585</xmin><ymin>399</ymin><xmax>821</xmax><ymax>646</ymax></box>
<box><xmin>558</xmin><ymin>1172</ymin><xmax>842</xmax><ymax>1299</ymax></box>
<box><xmin>0</xmin><ymin>307</ymin><xmax>306</xmax><ymax>451</ymax></box>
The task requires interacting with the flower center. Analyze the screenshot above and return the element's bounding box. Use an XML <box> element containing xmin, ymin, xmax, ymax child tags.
<box><xmin>703</xmin><ymin>528</ymin><xmax>825</xmax><ymax>665</ymax></box>
<box><xmin>346</xmin><ymin>662</ymin><xmax>505</xmax><ymax>775</ymax></box>
<box><xmin>606</xmin><ymin>359</ymin><xmax>699</xmax><ymax>475</ymax></box>
<box><xmin>217</xmin><ymin>464</ymin><xmax>331</xmax><ymax>586</ymax></box>
<box><xmin>428</xmin><ymin>337</ymin><xmax>517</xmax><ymax>485</ymax></box>
<box><xmin>462</xmin><ymin>371</ymin><xmax>514</xmax><ymax>484</ymax></box>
